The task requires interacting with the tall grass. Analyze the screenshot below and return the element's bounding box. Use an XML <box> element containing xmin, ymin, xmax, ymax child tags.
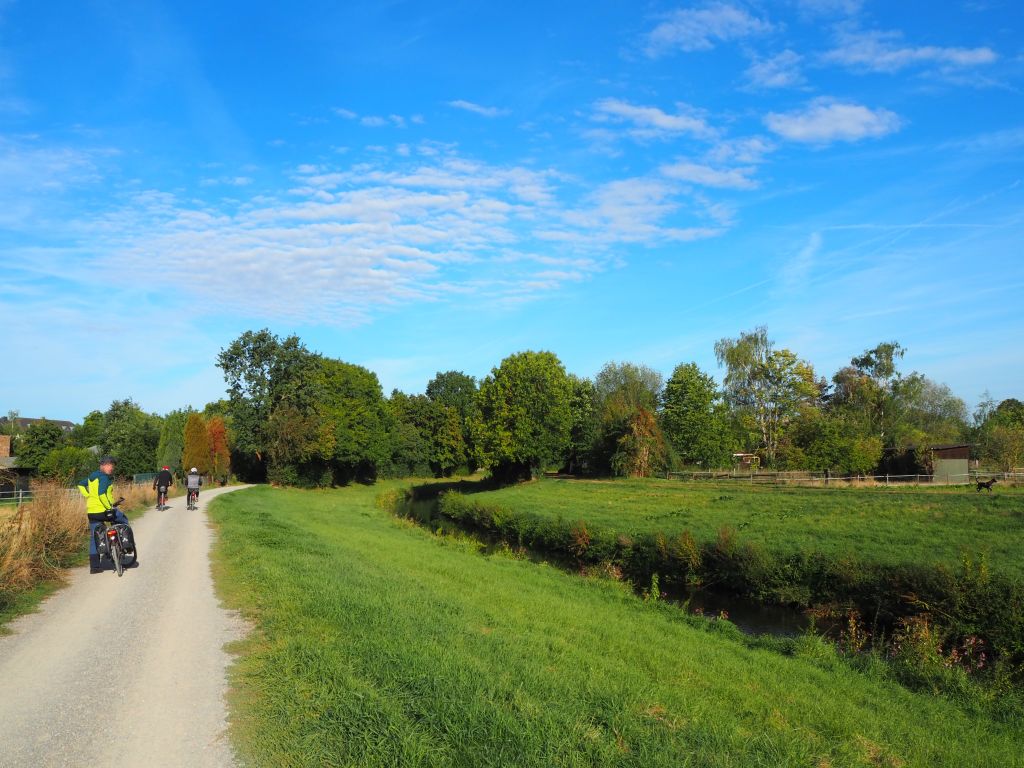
<box><xmin>0</xmin><ymin>480</ymin><xmax>159</xmax><ymax>619</ymax></box>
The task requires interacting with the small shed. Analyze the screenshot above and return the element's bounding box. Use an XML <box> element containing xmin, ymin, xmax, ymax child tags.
<box><xmin>731</xmin><ymin>453</ymin><xmax>760</xmax><ymax>471</ymax></box>
<box><xmin>930</xmin><ymin>444</ymin><xmax>970</xmax><ymax>484</ymax></box>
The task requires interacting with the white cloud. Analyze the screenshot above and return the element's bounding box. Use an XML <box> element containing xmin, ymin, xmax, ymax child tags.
<box><xmin>446</xmin><ymin>100</ymin><xmax>509</xmax><ymax>118</ymax></box>
<box><xmin>780</xmin><ymin>231</ymin><xmax>821</xmax><ymax>291</ymax></box>
<box><xmin>764</xmin><ymin>99</ymin><xmax>902</xmax><ymax>144</ymax></box>
<box><xmin>796</xmin><ymin>0</ymin><xmax>863</xmax><ymax>16</ymax></box>
<box><xmin>360</xmin><ymin>115</ymin><xmax>388</xmax><ymax>127</ymax></box>
<box><xmin>660</xmin><ymin>161</ymin><xmax>758</xmax><ymax>189</ymax></box>
<box><xmin>333</xmin><ymin>107</ymin><xmax>358</xmax><ymax>119</ymax></box>
<box><xmin>199</xmin><ymin>175</ymin><xmax>253</xmax><ymax>187</ymax></box>
<box><xmin>70</xmin><ymin>151</ymin><xmax>724</xmax><ymax>326</ymax></box>
<box><xmin>591</xmin><ymin>98</ymin><xmax>715</xmax><ymax>141</ymax></box>
<box><xmin>745</xmin><ymin>50</ymin><xmax>804</xmax><ymax>89</ymax></box>
<box><xmin>823</xmin><ymin>29</ymin><xmax>997</xmax><ymax>74</ymax></box>
<box><xmin>645</xmin><ymin>3</ymin><xmax>775</xmax><ymax>56</ymax></box>
<box><xmin>704</xmin><ymin>136</ymin><xmax>775</xmax><ymax>164</ymax></box>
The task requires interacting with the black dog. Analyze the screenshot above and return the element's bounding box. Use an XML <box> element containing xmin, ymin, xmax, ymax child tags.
<box><xmin>976</xmin><ymin>478</ymin><xmax>998</xmax><ymax>492</ymax></box>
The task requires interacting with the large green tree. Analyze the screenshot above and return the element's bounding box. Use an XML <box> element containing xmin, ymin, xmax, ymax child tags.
<box><xmin>426</xmin><ymin>370</ymin><xmax>478</xmax><ymax>470</ymax></box>
<box><xmin>38</xmin><ymin>446</ymin><xmax>97</xmax><ymax>483</ymax></box>
<box><xmin>715</xmin><ymin>327</ymin><xmax>818</xmax><ymax>467</ymax></box>
<box><xmin>217</xmin><ymin>330</ymin><xmax>317</xmax><ymax>474</ymax></box>
<box><xmin>563</xmin><ymin>375</ymin><xmax>599</xmax><ymax>475</ymax></box>
<box><xmin>156</xmin><ymin>408</ymin><xmax>193</xmax><ymax>473</ymax></box>
<box><xmin>661</xmin><ymin>362</ymin><xmax>730</xmax><ymax>468</ymax></box>
<box><xmin>15</xmin><ymin>419</ymin><xmax>66</xmax><ymax>470</ymax></box>
<box><xmin>101</xmin><ymin>399</ymin><xmax>162</xmax><ymax>477</ymax></box>
<box><xmin>476</xmin><ymin>350</ymin><xmax>572</xmax><ymax>482</ymax></box>
<box><xmin>591</xmin><ymin>362</ymin><xmax>665</xmax><ymax>475</ymax></box>
<box><xmin>68</xmin><ymin>410</ymin><xmax>105</xmax><ymax>449</ymax></box>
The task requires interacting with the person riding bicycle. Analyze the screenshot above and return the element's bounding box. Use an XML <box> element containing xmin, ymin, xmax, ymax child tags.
<box><xmin>153</xmin><ymin>465</ymin><xmax>173</xmax><ymax>508</ymax></box>
<box><xmin>186</xmin><ymin>467</ymin><xmax>203</xmax><ymax>507</ymax></box>
<box><xmin>78</xmin><ymin>455</ymin><xmax>136</xmax><ymax>573</ymax></box>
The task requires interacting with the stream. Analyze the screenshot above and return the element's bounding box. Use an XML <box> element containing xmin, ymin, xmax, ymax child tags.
<box><xmin>398</xmin><ymin>496</ymin><xmax>834</xmax><ymax>639</ymax></box>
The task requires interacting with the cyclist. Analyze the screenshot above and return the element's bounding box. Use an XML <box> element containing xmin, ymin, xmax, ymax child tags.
<box><xmin>186</xmin><ymin>467</ymin><xmax>203</xmax><ymax>508</ymax></box>
<box><xmin>78</xmin><ymin>455</ymin><xmax>136</xmax><ymax>573</ymax></box>
<box><xmin>153</xmin><ymin>465</ymin><xmax>173</xmax><ymax>509</ymax></box>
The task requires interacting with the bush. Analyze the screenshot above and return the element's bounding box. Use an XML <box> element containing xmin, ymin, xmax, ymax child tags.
<box><xmin>37</xmin><ymin>446</ymin><xmax>96</xmax><ymax>484</ymax></box>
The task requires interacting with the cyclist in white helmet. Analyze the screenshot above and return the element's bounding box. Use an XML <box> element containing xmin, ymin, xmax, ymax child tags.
<box><xmin>185</xmin><ymin>467</ymin><xmax>203</xmax><ymax>509</ymax></box>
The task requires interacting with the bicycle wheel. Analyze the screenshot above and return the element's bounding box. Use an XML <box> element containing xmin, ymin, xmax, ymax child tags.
<box><xmin>112</xmin><ymin>539</ymin><xmax>123</xmax><ymax>577</ymax></box>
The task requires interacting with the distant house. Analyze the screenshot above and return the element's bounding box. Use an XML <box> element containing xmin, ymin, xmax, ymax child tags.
<box><xmin>0</xmin><ymin>435</ymin><xmax>32</xmax><ymax>493</ymax></box>
<box><xmin>0</xmin><ymin>417</ymin><xmax>76</xmax><ymax>433</ymax></box>
<box><xmin>930</xmin><ymin>444</ymin><xmax>971</xmax><ymax>483</ymax></box>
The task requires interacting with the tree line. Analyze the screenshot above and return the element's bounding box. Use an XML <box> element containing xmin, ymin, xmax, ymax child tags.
<box><xmin>5</xmin><ymin>326</ymin><xmax>1021</xmax><ymax>486</ymax></box>
<box><xmin>3</xmin><ymin>402</ymin><xmax>230</xmax><ymax>484</ymax></box>
<box><xmin>214</xmin><ymin>328</ymin><xmax>1022</xmax><ymax>485</ymax></box>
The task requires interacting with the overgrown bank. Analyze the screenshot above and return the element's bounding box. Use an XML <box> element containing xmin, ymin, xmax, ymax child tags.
<box><xmin>427</xmin><ymin>482</ymin><xmax>1024</xmax><ymax>702</ymax></box>
<box><xmin>0</xmin><ymin>482</ymin><xmax>165</xmax><ymax>625</ymax></box>
<box><xmin>212</xmin><ymin>485</ymin><xmax>1024</xmax><ymax>766</ymax></box>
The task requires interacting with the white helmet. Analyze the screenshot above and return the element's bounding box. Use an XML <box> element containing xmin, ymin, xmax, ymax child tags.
<box><xmin>190</xmin><ymin>467</ymin><xmax>198</xmax><ymax>473</ymax></box>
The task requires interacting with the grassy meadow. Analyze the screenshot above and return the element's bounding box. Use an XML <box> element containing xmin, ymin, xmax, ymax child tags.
<box><xmin>468</xmin><ymin>478</ymin><xmax>1024</xmax><ymax>576</ymax></box>
<box><xmin>211</xmin><ymin>485</ymin><xmax>1024</xmax><ymax>767</ymax></box>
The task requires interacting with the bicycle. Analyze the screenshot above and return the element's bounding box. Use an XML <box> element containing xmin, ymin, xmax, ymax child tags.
<box><xmin>93</xmin><ymin>499</ymin><xmax>138</xmax><ymax>577</ymax></box>
<box><xmin>187</xmin><ymin>489</ymin><xmax>199</xmax><ymax>510</ymax></box>
<box><xmin>155</xmin><ymin>486</ymin><xmax>169</xmax><ymax>510</ymax></box>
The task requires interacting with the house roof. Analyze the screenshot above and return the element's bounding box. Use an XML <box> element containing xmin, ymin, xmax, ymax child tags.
<box><xmin>929</xmin><ymin>443</ymin><xmax>972</xmax><ymax>451</ymax></box>
<box><xmin>0</xmin><ymin>417</ymin><xmax>76</xmax><ymax>430</ymax></box>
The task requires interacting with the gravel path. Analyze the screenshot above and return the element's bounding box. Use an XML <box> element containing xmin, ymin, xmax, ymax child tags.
<box><xmin>0</xmin><ymin>485</ymin><xmax>249</xmax><ymax>768</ymax></box>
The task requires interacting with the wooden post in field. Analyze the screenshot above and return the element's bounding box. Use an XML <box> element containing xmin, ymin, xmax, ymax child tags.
<box><xmin>885</xmin><ymin>474</ymin><xmax>889</xmax><ymax>486</ymax></box>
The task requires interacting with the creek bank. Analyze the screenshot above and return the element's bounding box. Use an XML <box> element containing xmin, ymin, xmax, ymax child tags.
<box><xmin>387</xmin><ymin>484</ymin><xmax>1024</xmax><ymax>696</ymax></box>
<box><xmin>393</xmin><ymin>494</ymin><xmax>832</xmax><ymax>638</ymax></box>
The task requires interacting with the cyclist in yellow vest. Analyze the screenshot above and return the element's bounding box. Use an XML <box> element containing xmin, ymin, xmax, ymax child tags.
<box><xmin>78</xmin><ymin>455</ymin><xmax>134</xmax><ymax>573</ymax></box>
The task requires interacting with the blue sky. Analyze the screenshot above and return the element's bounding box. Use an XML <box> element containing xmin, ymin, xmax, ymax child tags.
<box><xmin>2</xmin><ymin>0</ymin><xmax>1023</xmax><ymax>422</ymax></box>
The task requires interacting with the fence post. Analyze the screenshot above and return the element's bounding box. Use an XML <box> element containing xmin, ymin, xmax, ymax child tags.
<box><xmin>885</xmin><ymin>474</ymin><xmax>889</xmax><ymax>486</ymax></box>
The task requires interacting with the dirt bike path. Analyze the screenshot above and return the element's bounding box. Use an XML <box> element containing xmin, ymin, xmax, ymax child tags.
<box><xmin>0</xmin><ymin>485</ymin><xmax>250</xmax><ymax>768</ymax></box>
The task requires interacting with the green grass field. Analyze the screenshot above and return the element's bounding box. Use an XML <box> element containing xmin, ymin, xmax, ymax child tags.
<box><xmin>211</xmin><ymin>485</ymin><xmax>1024</xmax><ymax>767</ymax></box>
<box><xmin>470</xmin><ymin>478</ymin><xmax>1024</xmax><ymax>577</ymax></box>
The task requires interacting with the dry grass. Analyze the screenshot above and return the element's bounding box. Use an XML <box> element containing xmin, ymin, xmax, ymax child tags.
<box><xmin>0</xmin><ymin>480</ymin><xmax>160</xmax><ymax>612</ymax></box>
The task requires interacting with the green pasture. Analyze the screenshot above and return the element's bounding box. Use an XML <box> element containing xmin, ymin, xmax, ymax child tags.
<box><xmin>210</xmin><ymin>485</ymin><xmax>1024</xmax><ymax>767</ymax></box>
<box><xmin>472</xmin><ymin>478</ymin><xmax>1024</xmax><ymax>577</ymax></box>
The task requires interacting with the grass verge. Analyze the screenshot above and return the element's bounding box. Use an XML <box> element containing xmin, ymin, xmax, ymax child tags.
<box><xmin>211</xmin><ymin>484</ymin><xmax>1024</xmax><ymax>767</ymax></box>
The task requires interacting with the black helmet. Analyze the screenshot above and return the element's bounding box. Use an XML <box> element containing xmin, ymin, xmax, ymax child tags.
<box><xmin>100</xmin><ymin>455</ymin><xmax>117</xmax><ymax>465</ymax></box>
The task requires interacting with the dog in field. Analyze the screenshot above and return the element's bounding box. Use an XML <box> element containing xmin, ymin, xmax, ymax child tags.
<box><xmin>976</xmin><ymin>478</ymin><xmax>998</xmax><ymax>492</ymax></box>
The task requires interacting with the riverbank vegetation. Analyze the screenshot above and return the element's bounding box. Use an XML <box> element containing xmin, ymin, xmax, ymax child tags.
<box><xmin>211</xmin><ymin>485</ymin><xmax>1024</xmax><ymax>767</ymax></box>
<box><xmin>427</xmin><ymin>478</ymin><xmax>1024</xmax><ymax>708</ymax></box>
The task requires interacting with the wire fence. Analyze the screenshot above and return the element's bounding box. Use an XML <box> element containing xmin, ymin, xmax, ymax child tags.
<box><xmin>667</xmin><ymin>470</ymin><xmax>1024</xmax><ymax>487</ymax></box>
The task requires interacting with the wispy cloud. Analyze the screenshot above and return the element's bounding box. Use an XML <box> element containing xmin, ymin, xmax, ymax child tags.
<box><xmin>745</xmin><ymin>50</ymin><xmax>805</xmax><ymax>89</ymax></box>
<box><xmin>795</xmin><ymin>0</ymin><xmax>863</xmax><ymax>16</ymax></box>
<box><xmin>199</xmin><ymin>175</ymin><xmax>253</xmax><ymax>187</ymax></box>
<box><xmin>823</xmin><ymin>28</ymin><xmax>997</xmax><ymax>74</ymax></box>
<box><xmin>645</xmin><ymin>2</ymin><xmax>775</xmax><ymax>57</ymax></box>
<box><xmin>49</xmin><ymin>149</ymin><xmax>727</xmax><ymax>326</ymax></box>
<box><xmin>779</xmin><ymin>231</ymin><xmax>822</xmax><ymax>292</ymax></box>
<box><xmin>335</xmin><ymin>108</ymin><xmax>412</xmax><ymax>127</ymax></box>
<box><xmin>446</xmin><ymin>99</ymin><xmax>509</xmax><ymax>118</ymax></box>
<box><xmin>660</xmin><ymin>160</ymin><xmax>758</xmax><ymax>189</ymax></box>
<box><xmin>764</xmin><ymin>99</ymin><xmax>902</xmax><ymax>144</ymax></box>
<box><xmin>591</xmin><ymin>97</ymin><xmax>715</xmax><ymax>141</ymax></box>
